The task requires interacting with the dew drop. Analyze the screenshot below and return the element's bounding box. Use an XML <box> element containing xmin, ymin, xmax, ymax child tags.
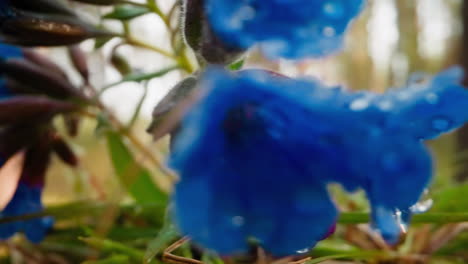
<box><xmin>410</xmin><ymin>190</ymin><xmax>433</xmax><ymax>214</ymax></box>
<box><xmin>396</xmin><ymin>91</ymin><xmax>411</xmax><ymax>101</ymax></box>
<box><xmin>410</xmin><ymin>199</ymin><xmax>433</xmax><ymax>214</ymax></box>
<box><xmin>228</xmin><ymin>6</ymin><xmax>256</xmax><ymax>29</ymax></box>
<box><xmin>350</xmin><ymin>98</ymin><xmax>369</xmax><ymax>111</ymax></box>
<box><xmin>322</xmin><ymin>26</ymin><xmax>336</xmax><ymax>37</ymax></box>
<box><xmin>431</xmin><ymin>116</ymin><xmax>452</xmax><ymax>132</ymax></box>
<box><xmin>231</xmin><ymin>216</ymin><xmax>245</xmax><ymax>227</ymax></box>
<box><xmin>394</xmin><ymin>209</ymin><xmax>408</xmax><ymax>234</ymax></box>
<box><xmin>425</xmin><ymin>93</ymin><xmax>439</xmax><ymax>104</ymax></box>
<box><xmin>323</xmin><ymin>1</ymin><xmax>345</xmax><ymax>18</ymax></box>
<box><xmin>377</xmin><ymin>100</ymin><xmax>393</xmax><ymax>111</ymax></box>
<box><xmin>296</xmin><ymin>248</ymin><xmax>310</xmax><ymax>254</ymax></box>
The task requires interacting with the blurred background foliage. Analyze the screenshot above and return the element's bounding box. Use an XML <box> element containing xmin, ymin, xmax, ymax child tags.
<box><xmin>1</xmin><ymin>0</ymin><xmax>468</xmax><ymax>263</ymax></box>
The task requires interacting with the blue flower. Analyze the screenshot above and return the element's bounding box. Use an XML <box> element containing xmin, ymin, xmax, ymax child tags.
<box><xmin>204</xmin><ymin>0</ymin><xmax>365</xmax><ymax>59</ymax></box>
<box><xmin>0</xmin><ymin>183</ymin><xmax>53</xmax><ymax>242</ymax></box>
<box><xmin>169</xmin><ymin>67</ymin><xmax>468</xmax><ymax>255</ymax></box>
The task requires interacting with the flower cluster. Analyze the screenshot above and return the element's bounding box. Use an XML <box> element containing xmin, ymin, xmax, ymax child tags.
<box><xmin>0</xmin><ymin>43</ymin><xmax>82</xmax><ymax>242</ymax></box>
<box><xmin>169</xmin><ymin>68</ymin><xmax>468</xmax><ymax>256</ymax></box>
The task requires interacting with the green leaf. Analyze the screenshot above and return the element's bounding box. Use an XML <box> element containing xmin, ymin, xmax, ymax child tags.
<box><xmin>100</xmin><ymin>65</ymin><xmax>179</xmax><ymax>95</ymax></box>
<box><xmin>144</xmin><ymin>221</ymin><xmax>180</xmax><ymax>263</ymax></box>
<box><xmin>82</xmin><ymin>255</ymin><xmax>129</xmax><ymax>264</ymax></box>
<box><xmin>436</xmin><ymin>231</ymin><xmax>468</xmax><ymax>257</ymax></box>
<box><xmin>305</xmin><ymin>251</ymin><xmax>381</xmax><ymax>264</ymax></box>
<box><xmin>201</xmin><ymin>253</ymin><xmax>224</xmax><ymax>264</ymax></box>
<box><xmin>431</xmin><ymin>184</ymin><xmax>468</xmax><ymax>212</ymax></box>
<box><xmin>103</xmin><ymin>5</ymin><xmax>150</xmax><ymax>20</ymax></box>
<box><xmin>80</xmin><ymin>237</ymin><xmax>144</xmax><ymax>262</ymax></box>
<box><xmin>228</xmin><ymin>59</ymin><xmax>245</xmax><ymax>71</ymax></box>
<box><xmin>94</xmin><ymin>37</ymin><xmax>113</xmax><ymax>49</ymax></box>
<box><xmin>106</xmin><ymin>131</ymin><xmax>168</xmax><ymax>204</ymax></box>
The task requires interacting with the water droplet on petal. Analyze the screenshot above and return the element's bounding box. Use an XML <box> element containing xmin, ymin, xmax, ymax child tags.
<box><xmin>431</xmin><ymin>116</ymin><xmax>452</xmax><ymax>132</ymax></box>
<box><xmin>231</xmin><ymin>216</ymin><xmax>245</xmax><ymax>227</ymax></box>
<box><xmin>394</xmin><ymin>209</ymin><xmax>408</xmax><ymax>234</ymax></box>
<box><xmin>322</xmin><ymin>26</ymin><xmax>336</xmax><ymax>37</ymax></box>
<box><xmin>410</xmin><ymin>199</ymin><xmax>433</xmax><ymax>214</ymax></box>
<box><xmin>228</xmin><ymin>6</ymin><xmax>256</xmax><ymax>29</ymax></box>
<box><xmin>350</xmin><ymin>98</ymin><xmax>369</xmax><ymax>111</ymax></box>
<box><xmin>372</xmin><ymin>206</ymin><xmax>403</xmax><ymax>245</ymax></box>
<box><xmin>296</xmin><ymin>248</ymin><xmax>310</xmax><ymax>254</ymax></box>
<box><xmin>323</xmin><ymin>1</ymin><xmax>345</xmax><ymax>18</ymax></box>
<box><xmin>377</xmin><ymin>100</ymin><xmax>393</xmax><ymax>111</ymax></box>
<box><xmin>396</xmin><ymin>91</ymin><xmax>412</xmax><ymax>101</ymax></box>
<box><xmin>425</xmin><ymin>93</ymin><xmax>439</xmax><ymax>104</ymax></box>
<box><xmin>410</xmin><ymin>190</ymin><xmax>433</xmax><ymax>214</ymax></box>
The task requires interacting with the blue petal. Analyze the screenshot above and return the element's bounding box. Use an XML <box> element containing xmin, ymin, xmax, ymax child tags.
<box><xmin>351</xmin><ymin>134</ymin><xmax>432</xmax><ymax>243</ymax></box>
<box><xmin>261</xmin><ymin>185</ymin><xmax>337</xmax><ymax>256</ymax></box>
<box><xmin>345</xmin><ymin>67</ymin><xmax>468</xmax><ymax>140</ymax></box>
<box><xmin>0</xmin><ymin>43</ymin><xmax>23</xmax><ymax>60</ymax></box>
<box><xmin>170</xmin><ymin>69</ymin><xmax>341</xmax><ymax>255</ymax></box>
<box><xmin>385</xmin><ymin>67</ymin><xmax>468</xmax><ymax>140</ymax></box>
<box><xmin>169</xmin><ymin>67</ymin><xmax>468</xmax><ymax>255</ymax></box>
<box><xmin>205</xmin><ymin>0</ymin><xmax>366</xmax><ymax>59</ymax></box>
<box><xmin>0</xmin><ymin>183</ymin><xmax>53</xmax><ymax>242</ymax></box>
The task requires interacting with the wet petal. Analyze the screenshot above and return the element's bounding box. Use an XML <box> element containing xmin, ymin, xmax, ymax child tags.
<box><xmin>204</xmin><ymin>0</ymin><xmax>366</xmax><ymax>59</ymax></box>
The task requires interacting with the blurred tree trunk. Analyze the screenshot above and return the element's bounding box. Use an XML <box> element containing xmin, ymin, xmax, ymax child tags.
<box><xmin>457</xmin><ymin>0</ymin><xmax>468</xmax><ymax>181</ymax></box>
<box><xmin>396</xmin><ymin>0</ymin><xmax>423</xmax><ymax>73</ymax></box>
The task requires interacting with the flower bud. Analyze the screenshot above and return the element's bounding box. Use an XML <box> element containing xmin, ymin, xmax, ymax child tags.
<box><xmin>0</xmin><ymin>58</ymin><xmax>86</xmax><ymax>100</ymax></box>
<box><xmin>9</xmin><ymin>0</ymin><xmax>76</xmax><ymax>17</ymax></box>
<box><xmin>22</xmin><ymin>49</ymin><xmax>69</xmax><ymax>81</ymax></box>
<box><xmin>182</xmin><ymin>0</ymin><xmax>245</xmax><ymax>65</ymax></box>
<box><xmin>0</xmin><ymin>3</ymin><xmax>112</xmax><ymax>46</ymax></box>
<box><xmin>0</xmin><ymin>96</ymin><xmax>76</xmax><ymax>125</ymax></box>
<box><xmin>52</xmin><ymin>135</ymin><xmax>79</xmax><ymax>167</ymax></box>
<box><xmin>68</xmin><ymin>45</ymin><xmax>89</xmax><ymax>83</ymax></box>
<box><xmin>147</xmin><ymin>76</ymin><xmax>198</xmax><ymax>141</ymax></box>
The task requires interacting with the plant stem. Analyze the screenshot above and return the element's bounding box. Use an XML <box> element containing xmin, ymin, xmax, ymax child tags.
<box><xmin>124</xmin><ymin>37</ymin><xmax>175</xmax><ymax>59</ymax></box>
<box><xmin>2</xmin><ymin>206</ymin><xmax>468</xmax><ymax>226</ymax></box>
<box><xmin>338</xmin><ymin>212</ymin><xmax>468</xmax><ymax>224</ymax></box>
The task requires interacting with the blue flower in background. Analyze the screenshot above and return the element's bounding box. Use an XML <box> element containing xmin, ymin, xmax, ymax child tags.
<box><xmin>204</xmin><ymin>0</ymin><xmax>365</xmax><ymax>59</ymax></box>
<box><xmin>0</xmin><ymin>43</ymin><xmax>22</xmax><ymax>98</ymax></box>
<box><xmin>0</xmin><ymin>43</ymin><xmax>22</xmax><ymax>59</ymax></box>
<box><xmin>0</xmin><ymin>183</ymin><xmax>53</xmax><ymax>243</ymax></box>
<box><xmin>169</xmin><ymin>67</ymin><xmax>468</xmax><ymax>255</ymax></box>
<box><xmin>0</xmin><ymin>43</ymin><xmax>54</xmax><ymax>243</ymax></box>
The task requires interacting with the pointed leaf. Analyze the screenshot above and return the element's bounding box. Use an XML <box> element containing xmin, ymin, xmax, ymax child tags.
<box><xmin>106</xmin><ymin>132</ymin><xmax>168</xmax><ymax>204</ymax></box>
<box><xmin>68</xmin><ymin>45</ymin><xmax>90</xmax><ymax>82</ymax></box>
<box><xmin>431</xmin><ymin>185</ymin><xmax>468</xmax><ymax>212</ymax></box>
<box><xmin>103</xmin><ymin>5</ymin><xmax>150</xmax><ymax>20</ymax></box>
<box><xmin>103</xmin><ymin>65</ymin><xmax>179</xmax><ymax>90</ymax></box>
<box><xmin>144</xmin><ymin>222</ymin><xmax>179</xmax><ymax>262</ymax></box>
